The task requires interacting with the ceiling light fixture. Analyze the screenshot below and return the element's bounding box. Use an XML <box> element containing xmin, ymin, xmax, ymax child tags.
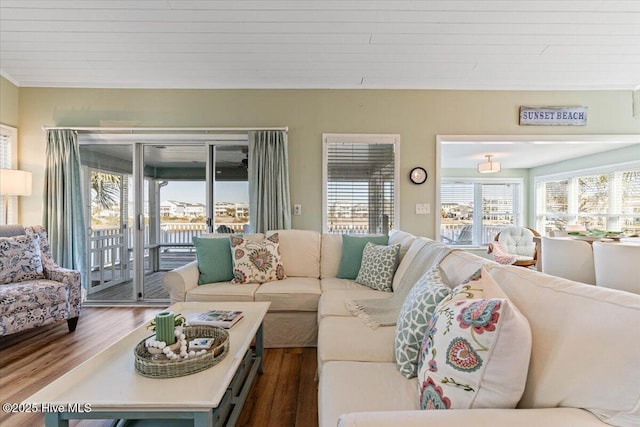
<box><xmin>478</xmin><ymin>155</ymin><xmax>501</xmax><ymax>174</ymax></box>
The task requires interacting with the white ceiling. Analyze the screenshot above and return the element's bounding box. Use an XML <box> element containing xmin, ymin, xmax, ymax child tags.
<box><xmin>1</xmin><ymin>0</ymin><xmax>639</xmax><ymax>90</ymax></box>
<box><xmin>441</xmin><ymin>139</ymin><xmax>640</xmax><ymax>169</ymax></box>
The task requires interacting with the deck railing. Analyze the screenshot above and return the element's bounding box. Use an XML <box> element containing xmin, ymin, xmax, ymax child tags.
<box><xmin>440</xmin><ymin>223</ymin><xmax>511</xmax><ymax>246</ymax></box>
<box><xmin>88</xmin><ymin>222</ymin><xmax>248</xmax><ymax>292</ymax></box>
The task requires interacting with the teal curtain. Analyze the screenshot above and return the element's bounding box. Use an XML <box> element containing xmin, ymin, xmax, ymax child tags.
<box><xmin>43</xmin><ymin>130</ymin><xmax>87</xmax><ymax>283</ymax></box>
<box><xmin>248</xmin><ymin>130</ymin><xmax>291</xmax><ymax>233</ymax></box>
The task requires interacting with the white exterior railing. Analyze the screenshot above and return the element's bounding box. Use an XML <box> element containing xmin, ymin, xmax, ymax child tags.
<box><xmin>88</xmin><ymin>222</ymin><xmax>248</xmax><ymax>293</ymax></box>
<box><xmin>440</xmin><ymin>223</ymin><xmax>511</xmax><ymax>245</ymax></box>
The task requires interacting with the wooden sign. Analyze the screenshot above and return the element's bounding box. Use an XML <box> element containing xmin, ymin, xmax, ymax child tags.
<box><xmin>519</xmin><ymin>106</ymin><xmax>588</xmax><ymax>126</ymax></box>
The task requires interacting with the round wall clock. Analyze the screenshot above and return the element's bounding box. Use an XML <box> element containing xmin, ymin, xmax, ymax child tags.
<box><xmin>409</xmin><ymin>167</ymin><xmax>428</xmax><ymax>184</ymax></box>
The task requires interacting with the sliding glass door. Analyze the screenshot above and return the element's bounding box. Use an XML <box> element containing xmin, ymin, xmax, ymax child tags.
<box><xmin>80</xmin><ymin>139</ymin><xmax>249</xmax><ymax>304</ymax></box>
<box><xmin>139</xmin><ymin>144</ymin><xmax>209</xmax><ymax>301</ymax></box>
<box><xmin>81</xmin><ymin>145</ymin><xmax>135</xmax><ymax>301</ymax></box>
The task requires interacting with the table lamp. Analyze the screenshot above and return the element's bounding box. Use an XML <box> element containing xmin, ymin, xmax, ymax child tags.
<box><xmin>0</xmin><ymin>168</ymin><xmax>32</xmax><ymax>224</ymax></box>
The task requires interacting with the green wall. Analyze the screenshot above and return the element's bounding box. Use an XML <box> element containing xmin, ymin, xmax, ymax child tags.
<box><xmin>0</xmin><ymin>76</ymin><xmax>19</xmax><ymax>127</ymax></box>
<box><xmin>12</xmin><ymin>87</ymin><xmax>640</xmax><ymax>236</ymax></box>
<box><xmin>529</xmin><ymin>144</ymin><xmax>640</xmax><ymax>177</ymax></box>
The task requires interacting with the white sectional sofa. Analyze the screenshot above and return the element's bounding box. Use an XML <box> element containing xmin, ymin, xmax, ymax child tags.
<box><xmin>164</xmin><ymin>229</ymin><xmax>640</xmax><ymax>427</ymax></box>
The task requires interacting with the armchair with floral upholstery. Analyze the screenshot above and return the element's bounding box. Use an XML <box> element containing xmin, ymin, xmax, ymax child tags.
<box><xmin>0</xmin><ymin>225</ymin><xmax>81</xmax><ymax>336</ymax></box>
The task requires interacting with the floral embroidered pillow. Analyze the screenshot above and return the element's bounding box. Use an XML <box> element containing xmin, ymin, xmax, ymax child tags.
<box><xmin>417</xmin><ymin>267</ymin><xmax>531</xmax><ymax>410</ymax></box>
<box><xmin>0</xmin><ymin>234</ymin><xmax>45</xmax><ymax>285</ymax></box>
<box><xmin>230</xmin><ymin>233</ymin><xmax>286</xmax><ymax>284</ymax></box>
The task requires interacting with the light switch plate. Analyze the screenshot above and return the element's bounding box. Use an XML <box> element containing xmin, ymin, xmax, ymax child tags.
<box><xmin>416</xmin><ymin>203</ymin><xmax>430</xmax><ymax>215</ymax></box>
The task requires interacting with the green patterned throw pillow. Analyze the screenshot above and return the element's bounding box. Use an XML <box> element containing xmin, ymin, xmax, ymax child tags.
<box><xmin>394</xmin><ymin>266</ymin><xmax>450</xmax><ymax>378</ymax></box>
<box><xmin>355</xmin><ymin>242</ymin><xmax>400</xmax><ymax>292</ymax></box>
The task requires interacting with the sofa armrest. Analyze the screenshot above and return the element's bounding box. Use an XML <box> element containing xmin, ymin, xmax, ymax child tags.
<box><xmin>338</xmin><ymin>408</ymin><xmax>607</xmax><ymax>427</ymax></box>
<box><xmin>45</xmin><ymin>267</ymin><xmax>82</xmax><ymax>318</ymax></box>
<box><xmin>163</xmin><ymin>261</ymin><xmax>200</xmax><ymax>303</ymax></box>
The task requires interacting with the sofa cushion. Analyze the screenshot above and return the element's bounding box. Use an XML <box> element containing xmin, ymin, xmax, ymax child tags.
<box><xmin>417</xmin><ymin>267</ymin><xmax>531</xmax><ymax>410</ymax></box>
<box><xmin>185</xmin><ymin>282</ymin><xmax>259</xmax><ymax>302</ymax></box>
<box><xmin>318</xmin><ymin>288</ymin><xmax>389</xmax><ymax>319</ymax></box>
<box><xmin>439</xmin><ymin>249</ymin><xmax>494</xmax><ymax>288</ymax></box>
<box><xmin>230</xmin><ymin>233</ymin><xmax>285</xmax><ymax>284</ymax></box>
<box><xmin>338</xmin><ymin>235</ymin><xmax>389</xmax><ymax>279</ymax></box>
<box><xmin>355</xmin><ymin>242</ymin><xmax>400</xmax><ymax>292</ymax></box>
<box><xmin>193</xmin><ymin>236</ymin><xmax>233</xmax><ymax>284</ymax></box>
<box><xmin>395</xmin><ymin>266</ymin><xmax>450</xmax><ymax>378</ymax></box>
<box><xmin>254</xmin><ymin>277</ymin><xmax>321</xmax><ymax>311</ymax></box>
<box><xmin>320</xmin><ymin>277</ymin><xmax>372</xmax><ymax>293</ymax></box>
<box><xmin>488</xmin><ymin>264</ymin><xmax>640</xmax><ymax>426</ymax></box>
<box><xmin>391</xmin><ymin>237</ymin><xmax>432</xmax><ymax>291</ymax></box>
<box><xmin>319</xmin><ymin>361</ymin><xmax>418</xmax><ymax>427</ymax></box>
<box><xmin>267</xmin><ymin>229</ymin><xmax>321</xmax><ymax>278</ymax></box>
<box><xmin>0</xmin><ymin>234</ymin><xmax>45</xmax><ymax>285</ymax></box>
<box><xmin>337</xmin><ymin>408</ymin><xmax>609</xmax><ymax>427</ymax></box>
<box><xmin>388</xmin><ymin>229</ymin><xmax>416</xmax><ymax>261</ymax></box>
<box><xmin>0</xmin><ymin>280</ymin><xmax>69</xmax><ymax>316</ymax></box>
<box><xmin>320</xmin><ymin>234</ymin><xmax>342</xmax><ymax>279</ymax></box>
<box><xmin>318</xmin><ymin>317</ymin><xmax>396</xmax><ymax>372</ymax></box>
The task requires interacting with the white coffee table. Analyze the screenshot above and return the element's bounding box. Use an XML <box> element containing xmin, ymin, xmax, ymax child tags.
<box><xmin>25</xmin><ymin>301</ymin><xmax>270</xmax><ymax>427</ymax></box>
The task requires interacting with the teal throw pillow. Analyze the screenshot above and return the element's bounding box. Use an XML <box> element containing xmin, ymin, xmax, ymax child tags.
<box><xmin>193</xmin><ymin>236</ymin><xmax>234</xmax><ymax>284</ymax></box>
<box><xmin>355</xmin><ymin>242</ymin><xmax>400</xmax><ymax>292</ymax></box>
<box><xmin>394</xmin><ymin>266</ymin><xmax>451</xmax><ymax>378</ymax></box>
<box><xmin>337</xmin><ymin>234</ymin><xmax>389</xmax><ymax>279</ymax></box>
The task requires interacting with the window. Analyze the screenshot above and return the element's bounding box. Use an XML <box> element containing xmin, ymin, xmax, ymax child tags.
<box><xmin>0</xmin><ymin>125</ymin><xmax>18</xmax><ymax>224</ymax></box>
<box><xmin>440</xmin><ymin>178</ymin><xmax>523</xmax><ymax>246</ymax></box>
<box><xmin>323</xmin><ymin>134</ymin><xmax>399</xmax><ymax>234</ymax></box>
<box><xmin>536</xmin><ymin>163</ymin><xmax>640</xmax><ymax>234</ymax></box>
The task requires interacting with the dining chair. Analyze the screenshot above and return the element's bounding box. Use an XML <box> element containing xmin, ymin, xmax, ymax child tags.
<box><xmin>541</xmin><ymin>237</ymin><xmax>595</xmax><ymax>285</ymax></box>
<box><xmin>592</xmin><ymin>241</ymin><xmax>640</xmax><ymax>294</ymax></box>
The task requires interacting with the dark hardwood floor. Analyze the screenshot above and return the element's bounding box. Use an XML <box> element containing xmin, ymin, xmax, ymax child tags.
<box><xmin>0</xmin><ymin>307</ymin><xmax>318</xmax><ymax>427</ymax></box>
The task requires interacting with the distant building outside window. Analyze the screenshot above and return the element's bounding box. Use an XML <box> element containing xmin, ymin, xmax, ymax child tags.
<box><xmin>440</xmin><ymin>178</ymin><xmax>523</xmax><ymax>246</ymax></box>
<box><xmin>323</xmin><ymin>134</ymin><xmax>399</xmax><ymax>234</ymax></box>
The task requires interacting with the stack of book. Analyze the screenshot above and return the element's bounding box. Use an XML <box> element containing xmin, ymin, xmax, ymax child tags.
<box><xmin>187</xmin><ymin>310</ymin><xmax>244</xmax><ymax>329</ymax></box>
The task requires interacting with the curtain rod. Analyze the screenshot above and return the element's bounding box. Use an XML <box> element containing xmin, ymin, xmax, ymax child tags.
<box><xmin>41</xmin><ymin>126</ymin><xmax>288</xmax><ymax>132</ymax></box>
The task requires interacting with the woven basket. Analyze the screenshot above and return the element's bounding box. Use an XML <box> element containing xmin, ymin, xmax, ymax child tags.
<box><xmin>134</xmin><ymin>325</ymin><xmax>229</xmax><ymax>379</ymax></box>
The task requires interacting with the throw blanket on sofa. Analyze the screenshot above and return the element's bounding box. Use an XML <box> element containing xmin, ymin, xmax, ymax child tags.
<box><xmin>345</xmin><ymin>240</ymin><xmax>452</xmax><ymax>329</ymax></box>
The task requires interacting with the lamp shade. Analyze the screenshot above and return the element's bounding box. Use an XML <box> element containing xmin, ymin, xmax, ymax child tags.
<box><xmin>477</xmin><ymin>155</ymin><xmax>501</xmax><ymax>174</ymax></box>
<box><xmin>0</xmin><ymin>169</ymin><xmax>32</xmax><ymax>196</ymax></box>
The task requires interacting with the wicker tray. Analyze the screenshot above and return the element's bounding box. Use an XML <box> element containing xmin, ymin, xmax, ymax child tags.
<box><xmin>134</xmin><ymin>325</ymin><xmax>229</xmax><ymax>379</ymax></box>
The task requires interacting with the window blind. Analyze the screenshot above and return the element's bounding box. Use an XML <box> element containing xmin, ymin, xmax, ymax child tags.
<box><xmin>621</xmin><ymin>170</ymin><xmax>640</xmax><ymax>216</ymax></box>
<box><xmin>536</xmin><ymin>167</ymin><xmax>640</xmax><ymax>234</ymax></box>
<box><xmin>544</xmin><ymin>180</ymin><xmax>569</xmax><ymax>214</ymax></box>
<box><xmin>326</xmin><ymin>142</ymin><xmax>395</xmax><ymax>234</ymax></box>
<box><xmin>0</xmin><ymin>134</ymin><xmax>13</xmax><ymax>224</ymax></box>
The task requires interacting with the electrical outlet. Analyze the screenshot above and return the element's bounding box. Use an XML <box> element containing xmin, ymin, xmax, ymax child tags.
<box><xmin>294</xmin><ymin>204</ymin><xmax>302</xmax><ymax>216</ymax></box>
<box><xmin>416</xmin><ymin>203</ymin><xmax>430</xmax><ymax>215</ymax></box>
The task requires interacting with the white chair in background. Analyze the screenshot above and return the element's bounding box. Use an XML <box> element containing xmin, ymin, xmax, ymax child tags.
<box><xmin>592</xmin><ymin>241</ymin><xmax>640</xmax><ymax>294</ymax></box>
<box><xmin>541</xmin><ymin>237</ymin><xmax>596</xmax><ymax>285</ymax></box>
<box><xmin>488</xmin><ymin>226</ymin><xmax>540</xmax><ymax>268</ymax></box>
